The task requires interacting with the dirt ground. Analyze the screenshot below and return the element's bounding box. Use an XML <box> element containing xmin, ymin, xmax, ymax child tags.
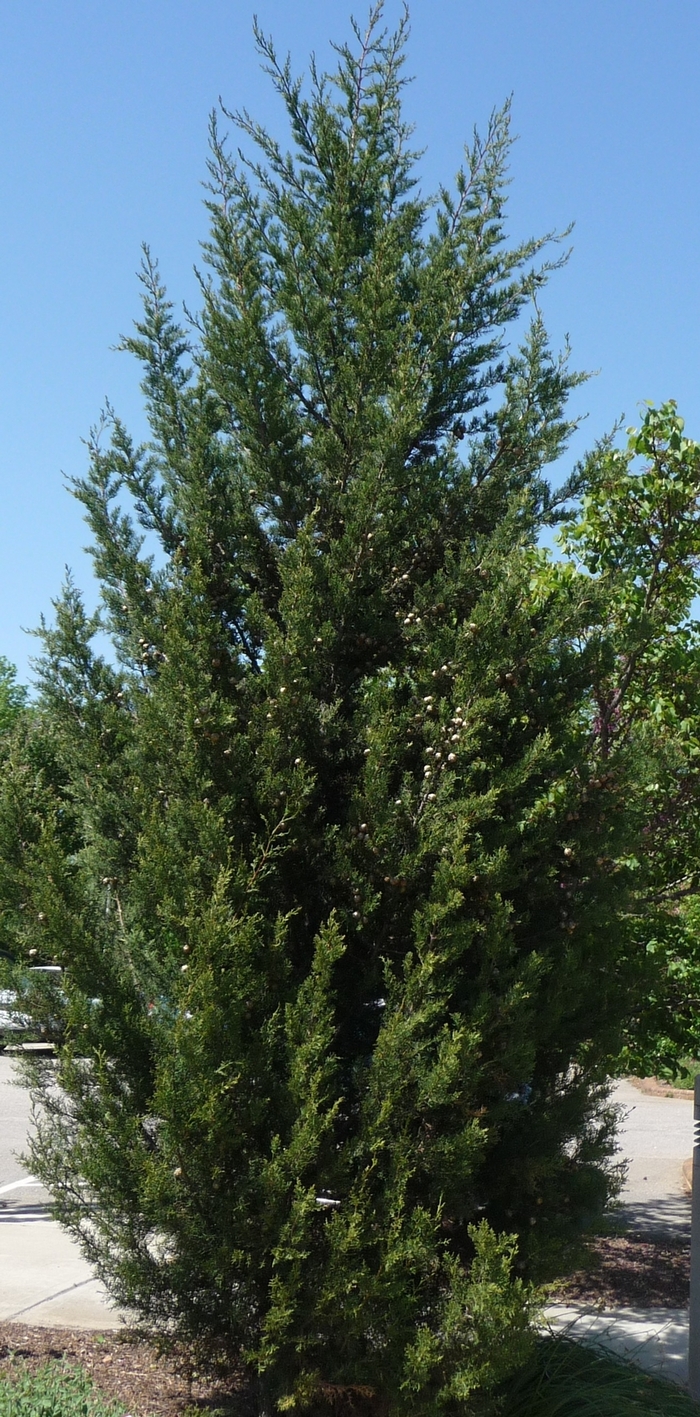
<box><xmin>0</xmin><ymin>1323</ymin><xmax>247</xmax><ymax>1416</ymax></box>
<box><xmin>552</xmin><ymin>1232</ymin><xmax>690</xmax><ymax>1308</ymax></box>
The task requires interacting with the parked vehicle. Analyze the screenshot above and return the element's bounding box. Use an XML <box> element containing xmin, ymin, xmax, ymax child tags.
<box><xmin>0</xmin><ymin>987</ymin><xmax>32</xmax><ymax>1038</ymax></box>
<box><xmin>0</xmin><ymin>966</ymin><xmax>63</xmax><ymax>1048</ymax></box>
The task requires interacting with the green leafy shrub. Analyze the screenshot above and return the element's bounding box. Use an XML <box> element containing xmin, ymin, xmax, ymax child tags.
<box><xmin>0</xmin><ymin>1361</ymin><xmax>125</xmax><ymax>1417</ymax></box>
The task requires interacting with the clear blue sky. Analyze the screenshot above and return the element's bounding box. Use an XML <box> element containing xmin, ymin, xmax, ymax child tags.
<box><xmin>2</xmin><ymin>0</ymin><xmax>699</xmax><ymax>681</ymax></box>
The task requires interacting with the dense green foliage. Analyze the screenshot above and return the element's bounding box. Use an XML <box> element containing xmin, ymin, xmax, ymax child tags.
<box><xmin>559</xmin><ymin>405</ymin><xmax>700</xmax><ymax>1075</ymax></box>
<box><xmin>0</xmin><ymin>657</ymin><xmax>26</xmax><ymax>740</ymax></box>
<box><xmin>3</xmin><ymin>7</ymin><xmax>700</xmax><ymax>1414</ymax></box>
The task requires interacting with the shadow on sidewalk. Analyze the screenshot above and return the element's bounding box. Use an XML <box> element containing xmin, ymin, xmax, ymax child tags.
<box><xmin>0</xmin><ymin>1204</ymin><xmax>51</xmax><ymax>1224</ymax></box>
<box><xmin>611</xmin><ymin>1195</ymin><xmax>692</xmax><ymax>1239</ymax></box>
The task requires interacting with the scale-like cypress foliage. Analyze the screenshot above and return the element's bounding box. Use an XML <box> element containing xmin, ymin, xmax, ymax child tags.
<box><xmin>5</xmin><ymin>10</ymin><xmax>700</xmax><ymax>1414</ymax></box>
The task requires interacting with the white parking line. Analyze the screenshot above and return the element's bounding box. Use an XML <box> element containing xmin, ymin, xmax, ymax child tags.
<box><xmin>0</xmin><ymin>1177</ymin><xmax>41</xmax><ymax>1195</ymax></box>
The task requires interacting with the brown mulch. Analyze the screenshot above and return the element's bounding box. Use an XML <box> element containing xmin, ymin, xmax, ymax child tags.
<box><xmin>552</xmin><ymin>1233</ymin><xmax>691</xmax><ymax>1309</ymax></box>
<box><xmin>0</xmin><ymin>1324</ymin><xmax>247</xmax><ymax>1416</ymax></box>
<box><xmin>0</xmin><ymin>1235</ymin><xmax>691</xmax><ymax>1413</ymax></box>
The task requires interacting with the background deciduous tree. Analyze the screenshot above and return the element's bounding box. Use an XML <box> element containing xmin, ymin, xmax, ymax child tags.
<box><xmin>559</xmin><ymin>404</ymin><xmax>700</xmax><ymax>1079</ymax></box>
<box><xmin>0</xmin><ymin>657</ymin><xmax>26</xmax><ymax>739</ymax></box>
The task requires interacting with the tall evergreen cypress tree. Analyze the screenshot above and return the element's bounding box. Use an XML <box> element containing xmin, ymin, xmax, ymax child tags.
<box><xmin>0</xmin><ymin>657</ymin><xmax>29</xmax><ymax>970</ymax></box>
<box><xmin>5</xmin><ymin>9</ymin><xmax>700</xmax><ymax>1413</ymax></box>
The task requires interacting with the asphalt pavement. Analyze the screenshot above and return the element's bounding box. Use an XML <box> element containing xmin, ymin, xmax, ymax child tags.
<box><xmin>612</xmin><ymin>1078</ymin><xmax>693</xmax><ymax>1237</ymax></box>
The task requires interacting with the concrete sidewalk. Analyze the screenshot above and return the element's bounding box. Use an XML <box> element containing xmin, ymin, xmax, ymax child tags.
<box><xmin>0</xmin><ymin>1197</ymin><xmax>122</xmax><ymax>1328</ymax></box>
<box><xmin>545</xmin><ymin>1303</ymin><xmax>690</xmax><ymax>1389</ymax></box>
<box><xmin>0</xmin><ymin>1056</ymin><xmax>125</xmax><ymax>1328</ymax></box>
<box><xmin>542</xmin><ymin>1078</ymin><xmax>695</xmax><ymax>1389</ymax></box>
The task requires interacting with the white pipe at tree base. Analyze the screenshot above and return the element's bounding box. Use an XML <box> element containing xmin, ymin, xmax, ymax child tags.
<box><xmin>688</xmin><ymin>1075</ymin><xmax>700</xmax><ymax>1400</ymax></box>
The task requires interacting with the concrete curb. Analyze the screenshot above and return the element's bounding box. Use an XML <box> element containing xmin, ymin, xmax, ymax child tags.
<box><xmin>0</xmin><ymin>1042</ymin><xmax>56</xmax><ymax>1055</ymax></box>
<box><xmin>628</xmin><ymin>1076</ymin><xmax>695</xmax><ymax>1100</ymax></box>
